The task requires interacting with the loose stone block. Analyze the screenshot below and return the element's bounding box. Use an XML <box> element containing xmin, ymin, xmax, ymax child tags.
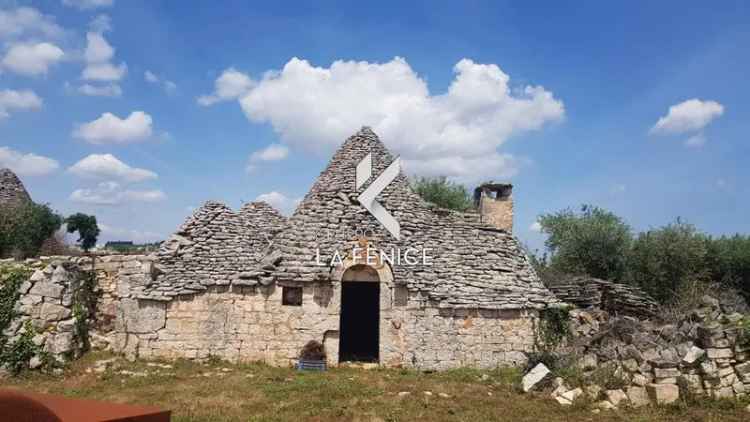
<box><xmin>626</xmin><ymin>386</ymin><xmax>650</xmax><ymax>407</ymax></box>
<box><xmin>706</xmin><ymin>348</ymin><xmax>734</xmax><ymax>359</ymax></box>
<box><xmin>29</xmin><ymin>282</ymin><xmax>64</xmax><ymax>299</ymax></box>
<box><xmin>646</xmin><ymin>383</ymin><xmax>679</xmax><ymax>404</ymax></box>
<box><xmin>522</xmin><ymin>363</ymin><xmax>550</xmax><ymax>392</ymax></box>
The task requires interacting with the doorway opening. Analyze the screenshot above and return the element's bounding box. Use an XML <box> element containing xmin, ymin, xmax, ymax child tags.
<box><xmin>339</xmin><ymin>280</ymin><xmax>380</xmax><ymax>362</ymax></box>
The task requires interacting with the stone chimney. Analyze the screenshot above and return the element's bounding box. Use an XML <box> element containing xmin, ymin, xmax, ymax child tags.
<box><xmin>474</xmin><ymin>183</ymin><xmax>513</xmax><ymax>232</ymax></box>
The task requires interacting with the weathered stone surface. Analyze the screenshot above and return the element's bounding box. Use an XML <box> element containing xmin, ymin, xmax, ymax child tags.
<box><xmin>118</xmin><ymin>299</ymin><xmax>166</xmax><ymax>334</ymax></box>
<box><xmin>29</xmin><ymin>282</ymin><xmax>64</xmax><ymax>299</ymax></box>
<box><xmin>605</xmin><ymin>389</ymin><xmax>628</xmax><ymax>406</ymax></box>
<box><xmin>561</xmin><ymin>387</ymin><xmax>583</xmax><ymax>402</ymax></box>
<box><xmin>707</xmin><ymin>348</ymin><xmax>734</xmax><ymax>359</ymax></box>
<box><xmin>522</xmin><ymin>363</ymin><xmax>550</xmax><ymax>392</ymax></box>
<box><xmin>682</xmin><ymin>346</ymin><xmax>705</xmax><ymax>365</ymax></box>
<box><xmin>626</xmin><ymin>386</ymin><xmax>650</xmax><ymax>407</ymax></box>
<box><xmin>0</xmin><ymin>168</ymin><xmax>31</xmax><ymax>206</ymax></box>
<box><xmin>646</xmin><ymin>383</ymin><xmax>679</xmax><ymax>404</ymax></box>
<box><xmin>40</xmin><ymin>303</ymin><xmax>71</xmax><ymax>322</ymax></box>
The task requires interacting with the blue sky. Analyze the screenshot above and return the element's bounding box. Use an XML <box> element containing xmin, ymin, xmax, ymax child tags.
<box><xmin>1</xmin><ymin>1</ymin><xmax>748</xmax><ymax>250</ymax></box>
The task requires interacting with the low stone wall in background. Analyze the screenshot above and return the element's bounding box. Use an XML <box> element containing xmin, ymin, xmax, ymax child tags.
<box><xmin>1</xmin><ymin>258</ymin><xmax>89</xmax><ymax>372</ymax></box>
<box><xmin>0</xmin><ymin>254</ymin><xmax>153</xmax><ymax>373</ymax></box>
<box><xmin>544</xmin><ymin>295</ymin><xmax>750</xmax><ymax>408</ymax></box>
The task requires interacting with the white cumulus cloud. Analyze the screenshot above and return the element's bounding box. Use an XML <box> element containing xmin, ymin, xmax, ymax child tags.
<box><xmin>70</xmin><ymin>181</ymin><xmax>165</xmax><ymax>205</ymax></box>
<box><xmin>73</xmin><ymin>111</ymin><xmax>153</xmax><ymax>144</ymax></box>
<box><xmin>197</xmin><ymin>67</ymin><xmax>254</xmax><ymax>106</ymax></box>
<box><xmin>251</xmin><ymin>143</ymin><xmax>288</xmax><ymax>161</ymax></box>
<box><xmin>255</xmin><ymin>191</ymin><xmax>300</xmax><ymax>216</ymax></box>
<box><xmin>1</xmin><ymin>42</ymin><xmax>64</xmax><ymax>76</ymax></box>
<box><xmin>144</xmin><ymin>70</ymin><xmax>177</xmax><ymax>94</ymax></box>
<box><xmin>68</xmin><ymin>154</ymin><xmax>157</xmax><ymax>182</ymax></box>
<box><xmin>651</xmin><ymin>99</ymin><xmax>724</xmax><ymax>135</ymax></box>
<box><xmin>0</xmin><ymin>89</ymin><xmax>42</xmax><ymax>119</ymax></box>
<box><xmin>81</xmin><ymin>30</ymin><xmax>126</xmax><ymax>82</ymax></box>
<box><xmin>0</xmin><ymin>146</ymin><xmax>59</xmax><ymax>176</ymax></box>
<box><xmin>685</xmin><ymin>133</ymin><xmax>707</xmax><ymax>148</ymax></box>
<box><xmin>234</xmin><ymin>57</ymin><xmax>564</xmax><ymax>182</ymax></box>
<box><xmin>62</xmin><ymin>0</ymin><xmax>114</xmax><ymax>10</ymax></box>
<box><xmin>0</xmin><ymin>7</ymin><xmax>64</xmax><ymax>40</ymax></box>
<box><xmin>529</xmin><ymin>221</ymin><xmax>542</xmax><ymax>233</ymax></box>
<box><xmin>77</xmin><ymin>83</ymin><xmax>121</xmax><ymax>97</ymax></box>
<box><xmin>98</xmin><ymin>223</ymin><xmax>163</xmax><ymax>243</ymax></box>
<box><xmin>246</xmin><ymin>144</ymin><xmax>289</xmax><ymax>173</ymax></box>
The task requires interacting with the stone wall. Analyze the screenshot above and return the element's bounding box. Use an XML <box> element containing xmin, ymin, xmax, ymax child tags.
<box><xmin>0</xmin><ymin>254</ymin><xmax>154</xmax><ymax>368</ymax></box>
<box><xmin>113</xmin><ymin>279</ymin><xmax>538</xmax><ymax>370</ymax></box>
<box><xmin>1</xmin><ymin>258</ymin><xmax>91</xmax><ymax>371</ymax></box>
<box><xmin>546</xmin><ymin>275</ymin><xmax>659</xmax><ymax>318</ymax></box>
<box><xmin>3</xmin><ymin>254</ymin><xmax>540</xmax><ymax>371</ymax></box>
<box><xmin>560</xmin><ymin>295</ymin><xmax>750</xmax><ymax>406</ymax></box>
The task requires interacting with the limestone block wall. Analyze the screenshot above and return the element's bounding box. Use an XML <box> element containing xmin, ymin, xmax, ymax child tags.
<box><xmin>114</xmin><ymin>279</ymin><xmax>538</xmax><ymax>369</ymax></box>
<box><xmin>89</xmin><ymin>254</ymin><xmax>154</xmax><ymax>334</ymax></box>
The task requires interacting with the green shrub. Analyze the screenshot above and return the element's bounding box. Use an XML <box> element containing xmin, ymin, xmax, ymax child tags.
<box><xmin>706</xmin><ymin>234</ymin><xmax>750</xmax><ymax>301</ymax></box>
<box><xmin>412</xmin><ymin>176</ymin><xmax>474</xmax><ymax>211</ymax></box>
<box><xmin>0</xmin><ymin>202</ymin><xmax>62</xmax><ymax>259</ymax></box>
<box><xmin>537</xmin><ymin>205</ymin><xmax>632</xmax><ymax>281</ymax></box>
<box><xmin>627</xmin><ymin>219</ymin><xmax>709</xmax><ymax>304</ymax></box>
<box><xmin>538</xmin><ymin>306</ymin><xmax>572</xmax><ymax>349</ymax></box>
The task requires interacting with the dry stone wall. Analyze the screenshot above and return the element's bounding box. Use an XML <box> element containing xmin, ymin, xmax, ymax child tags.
<box><xmin>546</xmin><ymin>275</ymin><xmax>659</xmax><ymax>318</ymax></box>
<box><xmin>112</xmin><ymin>279</ymin><xmax>538</xmax><ymax>369</ymax></box>
<box><xmin>559</xmin><ymin>295</ymin><xmax>750</xmax><ymax>406</ymax></box>
<box><xmin>1</xmin><ymin>258</ymin><xmax>90</xmax><ymax>372</ymax></box>
<box><xmin>0</xmin><ymin>254</ymin><xmax>155</xmax><ymax>373</ymax></box>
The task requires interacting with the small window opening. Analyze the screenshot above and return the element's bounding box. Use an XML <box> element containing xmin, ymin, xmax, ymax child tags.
<box><xmin>282</xmin><ymin>286</ymin><xmax>303</xmax><ymax>306</ymax></box>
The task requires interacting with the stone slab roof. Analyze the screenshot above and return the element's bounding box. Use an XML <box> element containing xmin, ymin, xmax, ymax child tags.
<box><xmin>0</xmin><ymin>168</ymin><xmax>32</xmax><ymax>207</ymax></box>
<box><xmin>140</xmin><ymin>128</ymin><xmax>557</xmax><ymax>310</ymax></box>
<box><xmin>133</xmin><ymin>200</ymin><xmax>286</xmax><ymax>298</ymax></box>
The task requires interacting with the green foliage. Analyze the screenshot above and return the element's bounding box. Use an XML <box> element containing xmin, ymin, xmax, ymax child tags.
<box><xmin>65</xmin><ymin>213</ymin><xmax>100</xmax><ymax>252</ymax></box>
<box><xmin>0</xmin><ymin>266</ymin><xmax>47</xmax><ymax>375</ymax></box>
<box><xmin>0</xmin><ymin>265</ymin><xmax>30</xmax><ymax>340</ymax></box>
<box><xmin>412</xmin><ymin>176</ymin><xmax>474</xmax><ymax>211</ymax></box>
<box><xmin>627</xmin><ymin>219</ymin><xmax>709</xmax><ymax>304</ymax></box>
<box><xmin>538</xmin><ymin>205</ymin><xmax>633</xmax><ymax>281</ymax></box>
<box><xmin>538</xmin><ymin>306</ymin><xmax>572</xmax><ymax>349</ymax></box>
<box><xmin>72</xmin><ymin>271</ymin><xmax>98</xmax><ymax>352</ymax></box>
<box><xmin>0</xmin><ymin>320</ymin><xmax>43</xmax><ymax>375</ymax></box>
<box><xmin>738</xmin><ymin>316</ymin><xmax>750</xmax><ymax>347</ymax></box>
<box><xmin>0</xmin><ymin>202</ymin><xmax>62</xmax><ymax>259</ymax></box>
<box><xmin>706</xmin><ymin>234</ymin><xmax>750</xmax><ymax>301</ymax></box>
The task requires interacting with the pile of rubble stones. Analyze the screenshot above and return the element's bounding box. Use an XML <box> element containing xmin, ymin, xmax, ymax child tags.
<box><xmin>522</xmin><ymin>294</ymin><xmax>750</xmax><ymax>409</ymax></box>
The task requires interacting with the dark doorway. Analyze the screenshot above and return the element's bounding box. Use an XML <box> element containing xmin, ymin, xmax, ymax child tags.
<box><xmin>339</xmin><ymin>282</ymin><xmax>380</xmax><ymax>362</ymax></box>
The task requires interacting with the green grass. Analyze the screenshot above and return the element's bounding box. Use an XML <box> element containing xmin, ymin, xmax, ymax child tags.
<box><xmin>1</xmin><ymin>352</ymin><xmax>748</xmax><ymax>422</ymax></box>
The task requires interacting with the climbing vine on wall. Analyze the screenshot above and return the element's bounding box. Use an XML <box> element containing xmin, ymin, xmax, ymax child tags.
<box><xmin>72</xmin><ymin>271</ymin><xmax>98</xmax><ymax>353</ymax></box>
<box><xmin>537</xmin><ymin>306</ymin><xmax>572</xmax><ymax>350</ymax></box>
<box><xmin>0</xmin><ymin>265</ymin><xmax>38</xmax><ymax>374</ymax></box>
<box><xmin>0</xmin><ymin>265</ymin><xmax>29</xmax><ymax>341</ymax></box>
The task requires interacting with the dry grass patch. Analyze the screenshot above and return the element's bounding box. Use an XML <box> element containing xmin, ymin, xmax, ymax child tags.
<box><xmin>1</xmin><ymin>352</ymin><xmax>748</xmax><ymax>422</ymax></box>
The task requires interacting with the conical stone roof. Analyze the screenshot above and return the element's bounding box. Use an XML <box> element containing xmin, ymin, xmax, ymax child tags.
<box><xmin>0</xmin><ymin>168</ymin><xmax>32</xmax><ymax>207</ymax></box>
<box><xmin>266</xmin><ymin>127</ymin><xmax>556</xmax><ymax>310</ymax></box>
